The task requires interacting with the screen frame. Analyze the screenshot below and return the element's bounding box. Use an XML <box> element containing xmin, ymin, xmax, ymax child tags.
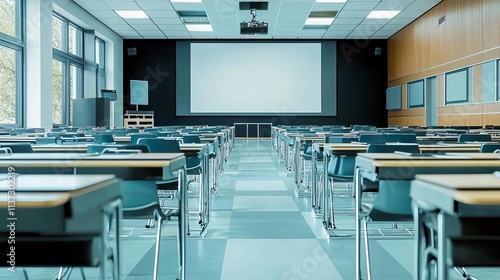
<box><xmin>176</xmin><ymin>40</ymin><xmax>337</xmax><ymax>117</ymax></box>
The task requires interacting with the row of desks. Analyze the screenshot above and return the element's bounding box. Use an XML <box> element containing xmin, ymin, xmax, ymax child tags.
<box><xmin>0</xmin><ymin>153</ymin><xmax>188</xmax><ymax>279</ymax></box>
<box><xmin>353</xmin><ymin>153</ymin><xmax>500</xmax><ymax>280</ymax></box>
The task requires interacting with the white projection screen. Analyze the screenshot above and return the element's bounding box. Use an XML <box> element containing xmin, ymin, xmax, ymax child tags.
<box><xmin>176</xmin><ymin>41</ymin><xmax>337</xmax><ymax>116</ymax></box>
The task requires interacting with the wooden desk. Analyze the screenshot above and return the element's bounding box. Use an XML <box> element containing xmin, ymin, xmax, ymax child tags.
<box><xmin>353</xmin><ymin>153</ymin><xmax>500</xmax><ymax>280</ymax></box>
<box><xmin>0</xmin><ymin>153</ymin><xmax>187</xmax><ymax>280</ymax></box>
<box><xmin>411</xmin><ymin>174</ymin><xmax>500</xmax><ymax>280</ymax></box>
<box><xmin>0</xmin><ymin>174</ymin><xmax>121</xmax><ymax>279</ymax></box>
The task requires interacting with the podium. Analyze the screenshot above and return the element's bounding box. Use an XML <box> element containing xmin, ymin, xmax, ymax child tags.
<box><xmin>72</xmin><ymin>98</ymin><xmax>110</xmax><ymax>127</ymax></box>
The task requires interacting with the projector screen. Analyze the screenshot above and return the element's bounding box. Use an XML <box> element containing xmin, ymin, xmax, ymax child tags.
<box><xmin>176</xmin><ymin>41</ymin><xmax>337</xmax><ymax>116</ymax></box>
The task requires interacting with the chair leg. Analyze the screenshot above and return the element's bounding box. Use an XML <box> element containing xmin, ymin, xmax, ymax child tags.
<box><xmin>153</xmin><ymin>213</ymin><xmax>163</xmax><ymax>280</ymax></box>
<box><xmin>363</xmin><ymin>217</ymin><xmax>372</xmax><ymax>280</ymax></box>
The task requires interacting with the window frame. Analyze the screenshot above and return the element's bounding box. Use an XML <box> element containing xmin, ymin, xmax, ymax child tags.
<box><xmin>0</xmin><ymin>0</ymin><xmax>24</xmax><ymax>127</ymax></box>
<box><xmin>52</xmin><ymin>12</ymin><xmax>84</xmax><ymax>126</ymax></box>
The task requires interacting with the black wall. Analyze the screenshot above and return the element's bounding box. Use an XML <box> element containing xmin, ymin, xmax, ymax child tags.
<box><xmin>123</xmin><ymin>39</ymin><xmax>387</xmax><ymax>127</ymax></box>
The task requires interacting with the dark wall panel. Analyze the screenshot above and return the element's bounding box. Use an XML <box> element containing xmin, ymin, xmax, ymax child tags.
<box><xmin>123</xmin><ymin>39</ymin><xmax>387</xmax><ymax>127</ymax></box>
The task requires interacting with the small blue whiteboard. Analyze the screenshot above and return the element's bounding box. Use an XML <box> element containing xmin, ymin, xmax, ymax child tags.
<box><xmin>130</xmin><ymin>80</ymin><xmax>148</xmax><ymax>105</ymax></box>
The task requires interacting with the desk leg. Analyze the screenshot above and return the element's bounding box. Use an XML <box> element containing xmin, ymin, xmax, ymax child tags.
<box><xmin>100</xmin><ymin>198</ymin><xmax>121</xmax><ymax>280</ymax></box>
<box><xmin>178</xmin><ymin>169</ymin><xmax>187</xmax><ymax>280</ymax></box>
<box><xmin>414</xmin><ymin>202</ymin><xmax>422</xmax><ymax>280</ymax></box>
<box><xmin>355</xmin><ymin>167</ymin><xmax>362</xmax><ymax>280</ymax></box>
<box><xmin>437</xmin><ymin>211</ymin><xmax>447</xmax><ymax>280</ymax></box>
<box><xmin>311</xmin><ymin>147</ymin><xmax>317</xmax><ymax>208</ymax></box>
<box><xmin>322</xmin><ymin>153</ymin><xmax>330</xmax><ymax>227</ymax></box>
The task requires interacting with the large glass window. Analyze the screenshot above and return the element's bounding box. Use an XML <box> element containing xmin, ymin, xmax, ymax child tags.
<box><xmin>52</xmin><ymin>59</ymin><xmax>63</xmax><ymax>124</ymax></box>
<box><xmin>0</xmin><ymin>0</ymin><xmax>17</xmax><ymax>38</ymax></box>
<box><xmin>95</xmin><ymin>37</ymin><xmax>106</xmax><ymax>93</ymax></box>
<box><xmin>0</xmin><ymin>0</ymin><xmax>23</xmax><ymax>126</ymax></box>
<box><xmin>52</xmin><ymin>13</ymin><xmax>83</xmax><ymax>125</ymax></box>
<box><xmin>0</xmin><ymin>45</ymin><xmax>17</xmax><ymax>124</ymax></box>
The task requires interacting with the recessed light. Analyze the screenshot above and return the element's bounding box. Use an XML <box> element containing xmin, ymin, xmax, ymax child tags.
<box><xmin>115</xmin><ymin>10</ymin><xmax>149</xmax><ymax>19</ymax></box>
<box><xmin>305</xmin><ymin>17</ymin><xmax>335</xmax><ymax>25</ymax></box>
<box><xmin>367</xmin><ymin>10</ymin><xmax>400</xmax><ymax>19</ymax></box>
<box><xmin>185</xmin><ymin>24</ymin><xmax>213</xmax><ymax>32</ymax></box>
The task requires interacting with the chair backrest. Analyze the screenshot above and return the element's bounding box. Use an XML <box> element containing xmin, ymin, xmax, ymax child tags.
<box><xmin>94</xmin><ymin>134</ymin><xmax>115</xmax><ymax>144</ymax></box>
<box><xmin>330</xmin><ymin>128</ymin><xmax>351</xmax><ymax>133</ymax></box>
<box><xmin>130</xmin><ymin>133</ymin><xmax>157</xmax><ymax>144</ymax></box>
<box><xmin>457</xmin><ymin>133</ymin><xmax>491</xmax><ymax>143</ymax></box>
<box><xmin>384</xmin><ymin>133</ymin><xmax>417</xmax><ymax>143</ymax></box>
<box><xmin>325</xmin><ymin>136</ymin><xmax>357</xmax><ymax>143</ymax></box>
<box><xmin>358</xmin><ymin>134</ymin><xmax>386</xmax><ymax>144</ymax></box>
<box><xmin>366</xmin><ymin>144</ymin><xmax>420</xmax><ymax>154</ymax></box>
<box><xmin>0</xmin><ymin>143</ymin><xmax>33</xmax><ymax>153</ymax></box>
<box><xmin>125</xmin><ymin>128</ymin><xmax>140</xmax><ymax>134</ymax></box>
<box><xmin>137</xmin><ymin>138</ymin><xmax>181</xmax><ymax>153</ymax></box>
<box><xmin>35</xmin><ymin>137</ymin><xmax>57</xmax><ymax>144</ymax></box>
<box><xmin>181</xmin><ymin>135</ymin><xmax>201</xmax><ymax>144</ymax></box>
<box><xmin>87</xmin><ymin>144</ymin><xmax>149</xmax><ymax>154</ymax></box>
<box><xmin>479</xmin><ymin>142</ymin><xmax>500</xmax><ymax>153</ymax></box>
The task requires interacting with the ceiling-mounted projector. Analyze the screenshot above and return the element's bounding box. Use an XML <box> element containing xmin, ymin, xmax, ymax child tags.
<box><xmin>240</xmin><ymin>9</ymin><xmax>268</xmax><ymax>35</ymax></box>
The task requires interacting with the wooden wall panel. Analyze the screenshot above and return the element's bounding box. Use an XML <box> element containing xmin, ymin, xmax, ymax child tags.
<box><xmin>482</xmin><ymin>102</ymin><xmax>500</xmax><ymax>113</ymax></box>
<box><xmin>482</xmin><ymin>0</ymin><xmax>500</xmax><ymax>50</ymax></box>
<box><xmin>482</xmin><ymin>114</ymin><xmax>500</xmax><ymax>125</ymax></box>
<box><xmin>387</xmin><ymin>0</ymin><xmax>500</xmax><ymax>126</ymax></box>
<box><xmin>388</xmin><ymin>108</ymin><xmax>425</xmax><ymax>117</ymax></box>
<box><xmin>456</xmin><ymin>0</ymin><xmax>483</xmax><ymax>59</ymax></box>
<box><xmin>388</xmin><ymin>116</ymin><xmax>425</xmax><ymax>127</ymax></box>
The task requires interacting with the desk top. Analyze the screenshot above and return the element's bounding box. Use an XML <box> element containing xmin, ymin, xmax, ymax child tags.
<box><xmin>0</xmin><ymin>152</ymin><xmax>185</xmax><ymax>168</ymax></box>
<box><xmin>0</xmin><ymin>174</ymin><xmax>119</xmax><ymax>208</ymax></box>
<box><xmin>411</xmin><ymin>174</ymin><xmax>500</xmax><ymax>212</ymax></box>
<box><xmin>356</xmin><ymin>153</ymin><xmax>500</xmax><ymax>167</ymax></box>
<box><xmin>0</xmin><ymin>174</ymin><xmax>116</xmax><ymax>192</ymax></box>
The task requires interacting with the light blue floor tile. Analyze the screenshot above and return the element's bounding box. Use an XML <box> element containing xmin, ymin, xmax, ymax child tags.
<box><xmin>235</xmin><ymin>180</ymin><xmax>287</xmax><ymax>191</ymax></box>
<box><xmin>228</xmin><ymin>211</ymin><xmax>315</xmax><ymax>239</ymax></box>
<box><xmin>221</xmin><ymin>239</ymin><xmax>342</xmax><ymax>280</ymax></box>
<box><xmin>232</xmin><ymin>196</ymin><xmax>299</xmax><ymax>211</ymax></box>
<box><xmin>238</xmin><ymin>156</ymin><xmax>273</xmax><ymax>163</ymax></box>
<box><xmin>238</xmin><ymin>163</ymin><xmax>278</xmax><ymax>171</ymax></box>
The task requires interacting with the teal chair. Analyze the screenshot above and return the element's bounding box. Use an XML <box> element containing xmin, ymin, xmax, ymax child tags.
<box><xmin>35</xmin><ymin>137</ymin><xmax>57</xmax><ymax>144</ymax></box>
<box><xmin>0</xmin><ymin>143</ymin><xmax>33</xmax><ymax>153</ymax></box>
<box><xmin>121</xmin><ymin>180</ymin><xmax>173</xmax><ymax>280</ymax></box>
<box><xmin>130</xmin><ymin>133</ymin><xmax>157</xmax><ymax>144</ymax></box>
<box><xmin>480</xmin><ymin>142</ymin><xmax>500</xmax><ymax>153</ymax></box>
<box><xmin>94</xmin><ymin>134</ymin><xmax>115</xmax><ymax>144</ymax></box>
<box><xmin>457</xmin><ymin>133</ymin><xmax>491</xmax><ymax>143</ymax></box>
<box><xmin>357</xmin><ymin>143</ymin><xmax>420</xmax><ymax>280</ymax></box>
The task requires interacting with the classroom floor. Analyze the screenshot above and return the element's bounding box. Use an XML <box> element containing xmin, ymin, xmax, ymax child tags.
<box><xmin>2</xmin><ymin>139</ymin><xmax>500</xmax><ymax>279</ymax></box>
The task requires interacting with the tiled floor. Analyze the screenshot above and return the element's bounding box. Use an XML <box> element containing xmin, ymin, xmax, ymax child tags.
<box><xmin>2</xmin><ymin>139</ymin><xmax>500</xmax><ymax>279</ymax></box>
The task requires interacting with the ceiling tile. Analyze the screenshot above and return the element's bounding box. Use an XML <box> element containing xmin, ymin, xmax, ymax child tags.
<box><xmin>88</xmin><ymin>10</ymin><xmax>119</xmax><ymax>18</ymax></box>
<box><xmin>98</xmin><ymin>17</ymin><xmax>127</xmax><ymax>25</ymax></box>
<box><xmin>136</xmin><ymin>1</ymin><xmax>175</xmax><ymax>11</ymax></box>
<box><xmin>406</xmin><ymin>1</ymin><xmax>440</xmax><ymax>11</ymax></box>
<box><xmin>332</xmin><ymin>17</ymin><xmax>363</xmax><ymax>24</ymax></box>
<box><xmin>398</xmin><ymin>10</ymin><xmax>426</xmax><ymax>17</ymax></box>
<box><xmin>145</xmin><ymin>11</ymin><xmax>179</xmax><ymax>18</ymax></box>
<box><xmin>337</xmin><ymin>10</ymin><xmax>371</xmax><ymax>17</ymax></box>
<box><xmin>138</xmin><ymin>30</ymin><xmax>165</xmax><ymax>36</ymax></box>
<box><xmin>74</xmin><ymin>1</ymin><xmax>110</xmax><ymax>11</ymax></box>
<box><xmin>150</xmin><ymin>17</ymin><xmax>183</xmax><ymax>24</ymax></box>
<box><xmin>162</xmin><ymin>30</ymin><xmax>191</xmax><ymax>36</ymax></box>
<box><xmin>157</xmin><ymin>24</ymin><xmax>187</xmax><ymax>31</ymax></box>
<box><xmin>388</xmin><ymin>17</ymin><xmax>416</xmax><ymax>25</ymax></box>
<box><xmin>123</xmin><ymin>18</ymin><xmax>155</xmax><ymax>25</ymax></box>
<box><xmin>329</xmin><ymin>24</ymin><xmax>359</xmax><ymax>31</ymax></box>
<box><xmin>343</xmin><ymin>1</ymin><xmax>379</xmax><ymax>10</ymax></box>
<box><xmin>170</xmin><ymin>2</ymin><xmax>205</xmax><ymax>11</ymax></box>
<box><xmin>375</xmin><ymin>0</ymin><xmax>412</xmax><ymax>10</ymax></box>
<box><xmin>279</xmin><ymin>2</ymin><xmax>315</xmax><ymax>11</ymax></box>
<box><xmin>311</xmin><ymin>3</ymin><xmax>346</xmax><ymax>11</ymax></box>
<box><xmin>106</xmin><ymin>24</ymin><xmax>135</xmax><ymax>31</ymax></box>
<box><xmin>131</xmin><ymin>25</ymin><xmax>160</xmax><ymax>31</ymax></box>
<box><xmin>104</xmin><ymin>2</ymin><xmax>142</xmax><ymax>10</ymax></box>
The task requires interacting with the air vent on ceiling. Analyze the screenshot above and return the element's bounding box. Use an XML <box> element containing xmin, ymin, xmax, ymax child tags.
<box><xmin>239</xmin><ymin>2</ymin><xmax>268</xmax><ymax>10</ymax></box>
<box><xmin>438</xmin><ymin>15</ymin><xmax>446</xmax><ymax>26</ymax></box>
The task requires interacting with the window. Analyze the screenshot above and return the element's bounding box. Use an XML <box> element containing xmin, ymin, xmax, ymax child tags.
<box><xmin>52</xmin><ymin>13</ymin><xmax>83</xmax><ymax>126</ymax></box>
<box><xmin>445</xmin><ymin>67</ymin><xmax>472</xmax><ymax>105</ymax></box>
<box><xmin>0</xmin><ymin>0</ymin><xmax>23</xmax><ymax>126</ymax></box>
<box><xmin>95</xmin><ymin>37</ymin><xmax>106</xmax><ymax>93</ymax></box>
<box><xmin>407</xmin><ymin>80</ymin><xmax>424</xmax><ymax>108</ymax></box>
<box><xmin>0</xmin><ymin>0</ymin><xmax>19</xmax><ymax>39</ymax></box>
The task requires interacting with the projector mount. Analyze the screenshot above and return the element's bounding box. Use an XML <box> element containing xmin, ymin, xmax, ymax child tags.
<box><xmin>249</xmin><ymin>9</ymin><xmax>259</xmax><ymax>27</ymax></box>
